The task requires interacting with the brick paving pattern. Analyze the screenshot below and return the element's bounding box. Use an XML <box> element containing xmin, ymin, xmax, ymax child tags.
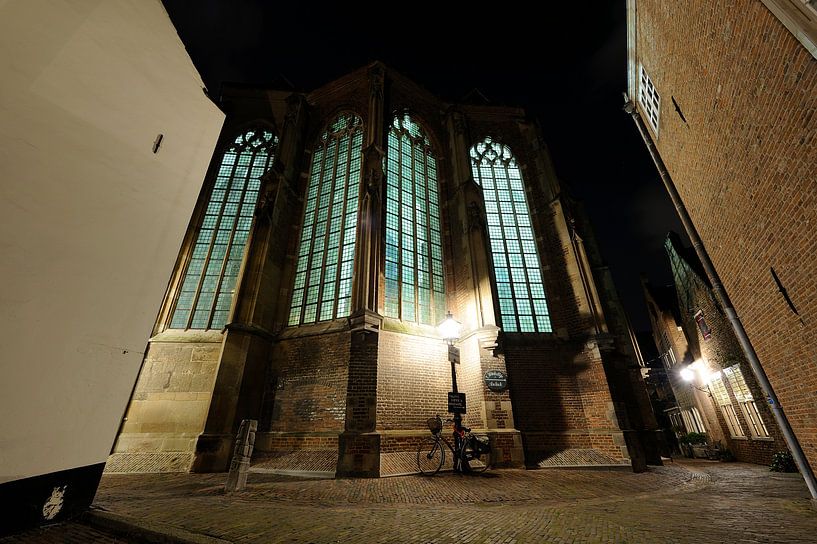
<box><xmin>4</xmin><ymin>460</ymin><xmax>815</xmax><ymax>543</ymax></box>
<box><xmin>0</xmin><ymin>524</ymin><xmax>123</xmax><ymax>543</ymax></box>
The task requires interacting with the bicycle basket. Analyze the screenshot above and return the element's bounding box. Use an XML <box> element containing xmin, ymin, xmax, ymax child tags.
<box><xmin>427</xmin><ymin>417</ymin><xmax>442</xmax><ymax>434</ymax></box>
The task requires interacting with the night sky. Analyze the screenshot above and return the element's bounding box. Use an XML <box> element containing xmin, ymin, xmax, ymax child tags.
<box><xmin>162</xmin><ymin>1</ymin><xmax>687</xmax><ymax>334</ymax></box>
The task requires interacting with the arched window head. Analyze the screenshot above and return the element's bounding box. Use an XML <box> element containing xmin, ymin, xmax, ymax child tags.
<box><xmin>288</xmin><ymin>113</ymin><xmax>364</xmax><ymax>325</ymax></box>
<box><xmin>470</xmin><ymin>137</ymin><xmax>551</xmax><ymax>333</ymax></box>
<box><xmin>170</xmin><ymin>127</ymin><xmax>278</xmax><ymax>330</ymax></box>
<box><xmin>384</xmin><ymin>113</ymin><xmax>445</xmax><ymax>325</ymax></box>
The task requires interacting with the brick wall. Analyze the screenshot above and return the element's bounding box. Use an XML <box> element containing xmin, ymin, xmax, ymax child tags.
<box><xmin>267</xmin><ymin>330</ymin><xmax>350</xmax><ymax>433</ymax></box>
<box><xmin>504</xmin><ymin>338</ymin><xmax>624</xmax><ymax>462</ymax></box>
<box><xmin>668</xmin><ymin>238</ymin><xmax>784</xmax><ymax>465</ymax></box>
<box><xmin>635</xmin><ymin>1</ymin><xmax>817</xmax><ymax>466</ymax></box>
<box><xmin>377</xmin><ymin>329</ymin><xmax>454</xmax><ymax>430</ymax></box>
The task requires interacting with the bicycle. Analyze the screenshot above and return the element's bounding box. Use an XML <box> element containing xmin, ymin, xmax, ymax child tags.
<box><xmin>416</xmin><ymin>414</ymin><xmax>491</xmax><ymax>476</ymax></box>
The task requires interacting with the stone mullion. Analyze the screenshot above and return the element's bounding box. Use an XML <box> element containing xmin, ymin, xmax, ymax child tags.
<box><xmin>334</xmin><ymin>131</ymin><xmax>353</xmax><ymax>318</ymax></box>
<box><xmin>186</xmin><ymin>146</ymin><xmax>239</xmax><ymax>329</ymax></box>
<box><xmin>411</xmin><ymin>139</ymin><xmax>420</xmax><ymax>323</ymax></box>
<box><xmin>211</xmin><ymin>148</ymin><xmax>258</xmax><ymax>329</ymax></box>
<box><xmin>316</xmin><ymin>138</ymin><xmax>340</xmax><ymax>321</ymax></box>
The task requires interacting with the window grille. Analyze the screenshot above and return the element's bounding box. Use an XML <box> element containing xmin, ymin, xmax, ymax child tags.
<box><xmin>724</xmin><ymin>365</ymin><xmax>770</xmax><ymax>438</ymax></box>
<box><xmin>470</xmin><ymin>137</ymin><xmax>551</xmax><ymax>333</ymax></box>
<box><xmin>383</xmin><ymin>113</ymin><xmax>446</xmax><ymax>325</ymax></box>
<box><xmin>710</xmin><ymin>376</ymin><xmax>745</xmax><ymax>437</ymax></box>
<box><xmin>638</xmin><ymin>64</ymin><xmax>661</xmax><ymax>135</ymax></box>
<box><xmin>170</xmin><ymin>128</ymin><xmax>277</xmax><ymax>330</ymax></box>
<box><xmin>288</xmin><ymin>114</ymin><xmax>363</xmax><ymax>325</ymax></box>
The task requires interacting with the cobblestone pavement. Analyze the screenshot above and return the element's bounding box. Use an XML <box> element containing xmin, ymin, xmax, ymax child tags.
<box><xmin>4</xmin><ymin>460</ymin><xmax>816</xmax><ymax>543</ymax></box>
<box><xmin>0</xmin><ymin>524</ymin><xmax>124</xmax><ymax>543</ymax></box>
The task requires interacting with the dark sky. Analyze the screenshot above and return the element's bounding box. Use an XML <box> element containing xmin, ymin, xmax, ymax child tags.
<box><xmin>162</xmin><ymin>1</ymin><xmax>686</xmax><ymax>333</ymax></box>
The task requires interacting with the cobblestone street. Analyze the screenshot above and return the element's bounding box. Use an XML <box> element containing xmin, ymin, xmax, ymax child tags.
<box><xmin>3</xmin><ymin>460</ymin><xmax>815</xmax><ymax>543</ymax></box>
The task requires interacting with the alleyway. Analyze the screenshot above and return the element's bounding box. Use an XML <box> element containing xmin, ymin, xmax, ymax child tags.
<box><xmin>3</xmin><ymin>460</ymin><xmax>815</xmax><ymax>543</ymax></box>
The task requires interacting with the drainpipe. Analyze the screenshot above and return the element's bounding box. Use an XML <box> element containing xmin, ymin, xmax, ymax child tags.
<box><xmin>623</xmin><ymin>95</ymin><xmax>817</xmax><ymax>499</ymax></box>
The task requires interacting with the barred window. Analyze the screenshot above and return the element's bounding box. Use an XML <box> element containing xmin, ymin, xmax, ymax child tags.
<box><xmin>470</xmin><ymin>137</ymin><xmax>551</xmax><ymax>333</ymax></box>
<box><xmin>384</xmin><ymin>113</ymin><xmax>445</xmax><ymax>325</ymax></box>
<box><xmin>170</xmin><ymin>128</ymin><xmax>277</xmax><ymax>330</ymax></box>
<box><xmin>724</xmin><ymin>365</ymin><xmax>770</xmax><ymax>438</ymax></box>
<box><xmin>638</xmin><ymin>64</ymin><xmax>660</xmax><ymax>135</ymax></box>
<box><xmin>288</xmin><ymin>113</ymin><xmax>363</xmax><ymax>325</ymax></box>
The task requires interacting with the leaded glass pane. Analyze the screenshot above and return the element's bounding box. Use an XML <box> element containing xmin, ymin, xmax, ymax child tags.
<box><xmin>470</xmin><ymin>136</ymin><xmax>551</xmax><ymax>333</ymax></box>
<box><xmin>383</xmin><ymin>113</ymin><xmax>446</xmax><ymax>325</ymax></box>
<box><xmin>288</xmin><ymin>113</ymin><xmax>363</xmax><ymax>326</ymax></box>
<box><xmin>170</xmin><ymin>127</ymin><xmax>277</xmax><ymax>330</ymax></box>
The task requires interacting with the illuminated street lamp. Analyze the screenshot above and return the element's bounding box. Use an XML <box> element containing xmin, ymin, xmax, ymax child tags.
<box><xmin>439</xmin><ymin>311</ymin><xmax>461</xmax><ymax>345</ymax></box>
<box><xmin>680</xmin><ymin>361</ymin><xmax>716</xmax><ymax>395</ymax></box>
<box><xmin>438</xmin><ymin>311</ymin><xmax>465</xmax><ymax>469</ymax></box>
<box><xmin>680</xmin><ymin>367</ymin><xmax>696</xmax><ymax>382</ymax></box>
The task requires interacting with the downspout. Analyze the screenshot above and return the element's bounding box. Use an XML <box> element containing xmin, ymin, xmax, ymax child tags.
<box><xmin>623</xmin><ymin>96</ymin><xmax>817</xmax><ymax>500</ymax></box>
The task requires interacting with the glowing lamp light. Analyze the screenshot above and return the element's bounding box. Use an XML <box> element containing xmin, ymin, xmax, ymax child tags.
<box><xmin>680</xmin><ymin>367</ymin><xmax>696</xmax><ymax>382</ymax></box>
<box><xmin>438</xmin><ymin>311</ymin><xmax>461</xmax><ymax>344</ymax></box>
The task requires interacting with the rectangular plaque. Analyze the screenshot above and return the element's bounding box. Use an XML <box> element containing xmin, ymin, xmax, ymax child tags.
<box><xmin>448</xmin><ymin>345</ymin><xmax>460</xmax><ymax>364</ymax></box>
<box><xmin>447</xmin><ymin>392</ymin><xmax>466</xmax><ymax>414</ymax></box>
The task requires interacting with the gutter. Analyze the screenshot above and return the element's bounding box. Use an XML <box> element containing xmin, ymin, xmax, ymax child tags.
<box><xmin>623</xmin><ymin>96</ymin><xmax>817</xmax><ymax>500</ymax></box>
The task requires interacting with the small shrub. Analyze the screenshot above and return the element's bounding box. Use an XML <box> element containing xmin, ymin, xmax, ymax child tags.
<box><xmin>679</xmin><ymin>432</ymin><xmax>708</xmax><ymax>445</ymax></box>
<box><xmin>769</xmin><ymin>451</ymin><xmax>798</xmax><ymax>473</ymax></box>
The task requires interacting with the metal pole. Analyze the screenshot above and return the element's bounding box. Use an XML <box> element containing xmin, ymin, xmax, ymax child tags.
<box><xmin>624</xmin><ymin>96</ymin><xmax>817</xmax><ymax>499</ymax></box>
<box><xmin>447</xmin><ymin>341</ymin><xmax>463</xmax><ymax>471</ymax></box>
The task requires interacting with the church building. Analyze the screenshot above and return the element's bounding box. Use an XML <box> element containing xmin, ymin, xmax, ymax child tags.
<box><xmin>109</xmin><ymin>63</ymin><xmax>659</xmax><ymax>477</ymax></box>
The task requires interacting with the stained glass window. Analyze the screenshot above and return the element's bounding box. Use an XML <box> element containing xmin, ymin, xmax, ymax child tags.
<box><xmin>470</xmin><ymin>137</ymin><xmax>551</xmax><ymax>333</ymax></box>
<box><xmin>384</xmin><ymin>114</ymin><xmax>445</xmax><ymax>325</ymax></box>
<box><xmin>170</xmin><ymin>128</ymin><xmax>278</xmax><ymax>330</ymax></box>
<box><xmin>288</xmin><ymin>113</ymin><xmax>363</xmax><ymax>325</ymax></box>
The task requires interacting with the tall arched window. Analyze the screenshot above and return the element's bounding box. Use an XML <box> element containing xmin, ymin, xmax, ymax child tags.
<box><xmin>170</xmin><ymin>127</ymin><xmax>278</xmax><ymax>330</ymax></box>
<box><xmin>470</xmin><ymin>137</ymin><xmax>551</xmax><ymax>333</ymax></box>
<box><xmin>288</xmin><ymin>113</ymin><xmax>363</xmax><ymax>325</ymax></box>
<box><xmin>384</xmin><ymin>113</ymin><xmax>445</xmax><ymax>325</ymax></box>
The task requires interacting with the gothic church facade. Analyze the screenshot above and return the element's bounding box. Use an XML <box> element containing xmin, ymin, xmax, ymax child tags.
<box><xmin>109</xmin><ymin>64</ymin><xmax>658</xmax><ymax>476</ymax></box>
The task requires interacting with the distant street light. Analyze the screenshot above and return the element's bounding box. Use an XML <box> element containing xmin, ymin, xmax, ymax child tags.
<box><xmin>680</xmin><ymin>361</ymin><xmax>715</xmax><ymax>395</ymax></box>
<box><xmin>680</xmin><ymin>367</ymin><xmax>696</xmax><ymax>382</ymax></box>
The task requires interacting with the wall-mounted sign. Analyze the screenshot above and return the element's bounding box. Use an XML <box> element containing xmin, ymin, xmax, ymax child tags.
<box><xmin>484</xmin><ymin>370</ymin><xmax>508</xmax><ymax>392</ymax></box>
<box><xmin>448</xmin><ymin>345</ymin><xmax>460</xmax><ymax>364</ymax></box>
<box><xmin>694</xmin><ymin>310</ymin><xmax>711</xmax><ymax>340</ymax></box>
<box><xmin>447</xmin><ymin>392</ymin><xmax>466</xmax><ymax>414</ymax></box>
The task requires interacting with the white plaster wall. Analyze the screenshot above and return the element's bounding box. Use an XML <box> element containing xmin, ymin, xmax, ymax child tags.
<box><xmin>0</xmin><ymin>0</ymin><xmax>224</xmax><ymax>483</ymax></box>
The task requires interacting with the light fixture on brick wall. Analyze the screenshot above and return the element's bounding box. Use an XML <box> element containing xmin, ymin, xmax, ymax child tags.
<box><xmin>680</xmin><ymin>360</ymin><xmax>717</xmax><ymax>395</ymax></box>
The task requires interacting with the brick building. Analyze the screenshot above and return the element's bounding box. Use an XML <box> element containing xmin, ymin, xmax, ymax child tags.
<box><xmin>644</xmin><ymin>234</ymin><xmax>785</xmax><ymax>464</ymax></box>
<box><xmin>641</xmin><ymin>280</ymin><xmax>702</xmax><ymax>450</ymax></box>
<box><xmin>626</xmin><ymin>1</ymin><xmax>817</xmax><ymax>471</ymax></box>
<box><xmin>109</xmin><ymin>64</ymin><xmax>659</xmax><ymax>477</ymax></box>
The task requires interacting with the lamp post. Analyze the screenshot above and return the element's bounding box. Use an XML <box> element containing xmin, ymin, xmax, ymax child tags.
<box><xmin>438</xmin><ymin>311</ymin><xmax>464</xmax><ymax>464</ymax></box>
<box><xmin>439</xmin><ymin>311</ymin><xmax>461</xmax><ymax>388</ymax></box>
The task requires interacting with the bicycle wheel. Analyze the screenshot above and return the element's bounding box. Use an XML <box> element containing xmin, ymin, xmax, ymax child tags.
<box><xmin>417</xmin><ymin>436</ymin><xmax>444</xmax><ymax>476</ymax></box>
<box><xmin>464</xmin><ymin>435</ymin><xmax>491</xmax><ymax>473</ymax></box>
